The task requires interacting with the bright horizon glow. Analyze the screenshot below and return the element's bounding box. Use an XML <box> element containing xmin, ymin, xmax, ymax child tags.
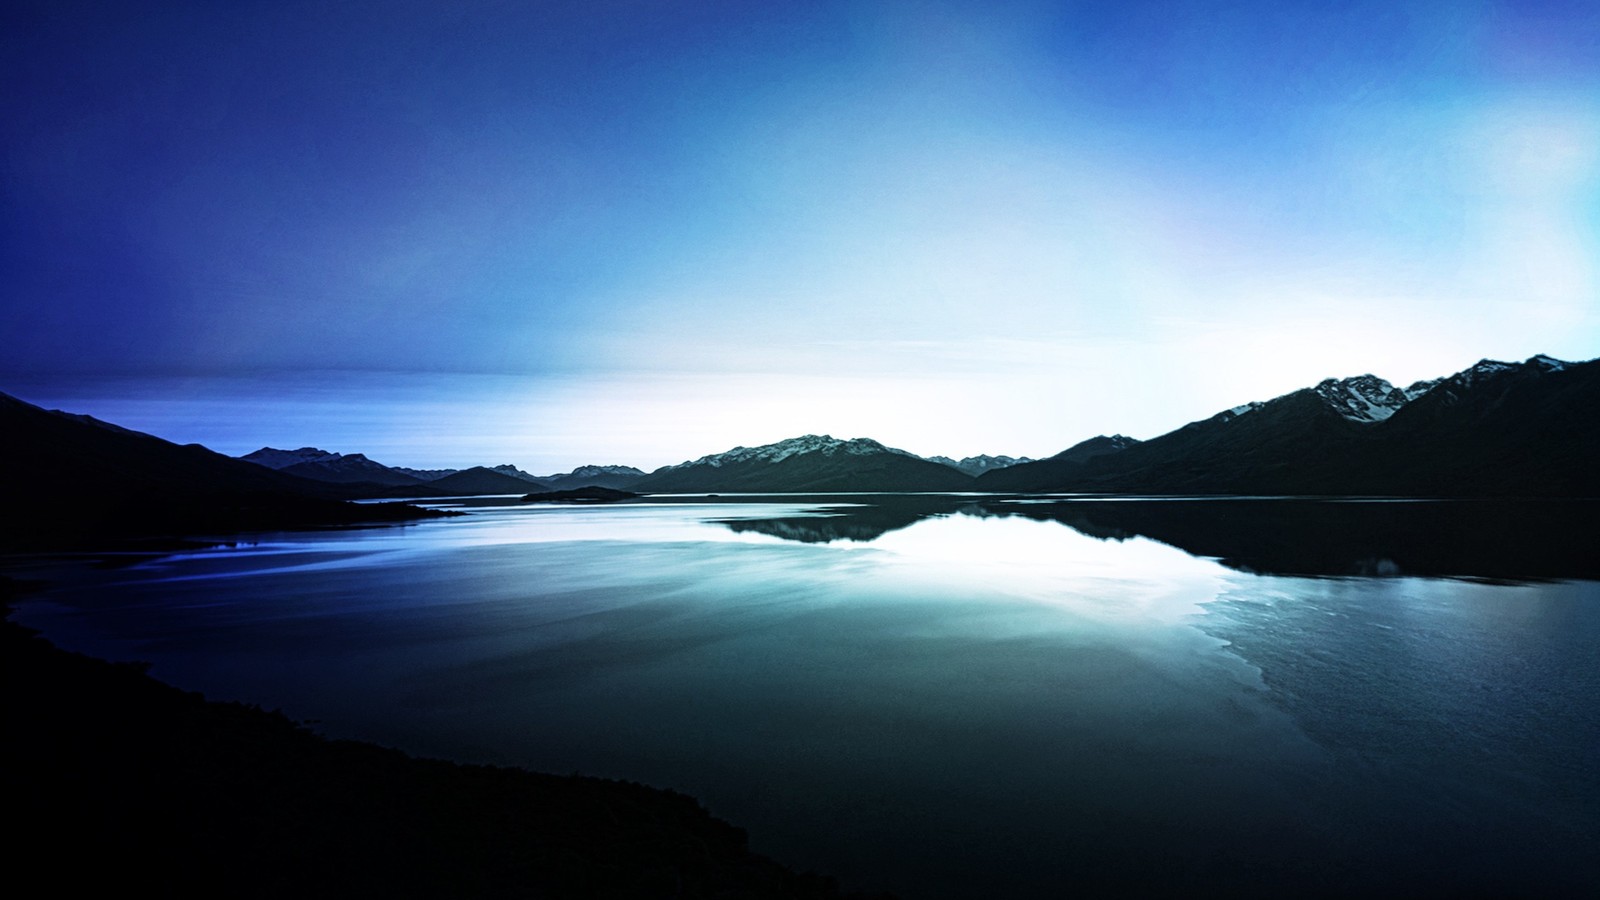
<box><xmin>4</xmin><ymin>1</ymin><xmax>1597</xmax><ymax>469</ymax></box>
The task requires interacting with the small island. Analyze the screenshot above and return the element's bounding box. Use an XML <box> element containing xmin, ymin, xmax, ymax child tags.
<box><xmin>521</xmin><ymin>486</ymin><xmax>641</xmax><ymax>503</ymax></box>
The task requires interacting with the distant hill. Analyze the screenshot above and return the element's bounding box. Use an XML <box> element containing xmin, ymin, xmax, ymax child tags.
<box><xmin>1046</xmin><ymin>434</ymin><xmax>1141</xmax><ymax>465</ymax></box>
<box><xmin>979</xmin><ymin>355</ymin><xmax>1598</xmax><ymax>497</ymax></box>
<box><xmin>243</xmin><ymin>450</ymin><xmax>552</xmax><ymax>496</ymax></box>
<box><xmin>632</xmin><ymin>435</ymin><xmax>975</xmax><ymax>493</ymax></box>
<box><xmin>925</xmin><ymin>454</ymin><xmax>1035</xmax><ymax>476</ymax></box>
<box><xmin>489</xmin><ymin>464</ymin><xmax>546</xmax><ymax>483</ymax></box>
<box><xmin>537</xmin><ymin>465</ymin><xmax>648</xmax><ymax>491</ymax></box>
<box><xmin>279</xmin><ymin>454</ymin><xmax>430</xmax><ymax>487</ymax></box>
<box><xmin>242</xmin><ymin>446</ymin><xmax>436</xmax><ymax>494</ymax></box>
<box><xmin>239</xmin><ymin>446</ymin><xmax>343</xmax><ymax>469</ymax></box>
<box><xmin>430</xmin><ymin>466</ymin><xmax>550</xmax><ymax>495</ymax></box>
<box><xmin>391</xmin><ymin>465</ymin><xmax>459</xmax><ymax>481</ymax></box>
<box><xmin>0</xmin><ymin>394</ymin><xmax>445</xmax><ymax>549</ymax></box>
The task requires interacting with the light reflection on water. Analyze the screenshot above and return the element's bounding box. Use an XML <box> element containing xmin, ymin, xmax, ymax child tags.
<box><xmin>13</xmin><ymin>498</ymin><xmax>1600</xmax><ymax>898</ymax></box>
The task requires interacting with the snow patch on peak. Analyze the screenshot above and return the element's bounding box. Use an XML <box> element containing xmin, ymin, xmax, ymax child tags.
<box><xmin>930</xmin><ymin>454</ymin><xmax>1036</xmax><ymax>475</ymax></box>
<box><xmin>661</xmin><ymin>434</ymin><xmax>915</xmax><ymax>470</ymax></box>
<box><xmin>489</xmin><ymin>464</ymin><xmax>544</xmax><ymax>483</ymax></box>
<box><xmin>1313</xmin><ymin>374</ymin><xmax>1414</xmax><ymax>423</ymax></box>
<box><xmin>1465</xmin><ymin>358</ymin><xmax>1518</xmax><ymax>379</ymax></box>
<box><xmin>570</xmin><ymin>464</ymin><xmax>645</xmax><ymax>477</ymax></box>
<box><xmin>1220</xmin><ymin>401</ymin><xmax>1265</xmax><ymax>422</ymax></box>
<box><xmin>1441</xmin><ymin>354</ymin><xmax>1574</xmax><ymax>390</ymax></box>
<box><xmin>1402</xmin><ymin>379</ymin><xmax>1440</xmax><ymax>401</ymax></box>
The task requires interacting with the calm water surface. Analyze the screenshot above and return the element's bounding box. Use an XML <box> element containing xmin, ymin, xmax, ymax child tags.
<box><xmin>14</xmin><ymin>496</ymin><xmax>1600</xmax><ymax>897</ymax></box>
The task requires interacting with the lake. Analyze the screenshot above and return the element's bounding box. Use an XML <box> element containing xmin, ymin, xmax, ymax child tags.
<box><xmin>12</xmin><ymin>495</ymin><xmax>1600</xmax><ymax>897</ymax></box>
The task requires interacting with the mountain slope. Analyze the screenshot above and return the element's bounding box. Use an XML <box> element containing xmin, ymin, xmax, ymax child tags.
<box><xmin>243</xmin><ymin>447</ymin><xmax>431</xmax><ymax>488</ymax></box>
<box><xmin>926</xmin><ymin>454</ymin><xmax>1035</xmax><ymax>476</ymax></box>
<box><xmin>0</xmin><ymin>393</ymin><xmax>443</xmax><ymax>548</ymax></box>
<box><xmin>279</xmin><ymin>454</ymin><xmax>430</xmax><ymax>487</ymax></box>
<box><xmin>1048</xmin><ymin>434</ymin><xmax>1141</xmax><ymax>465</ymax></box>
<box><xmin>430</xmin><ymin>466</ymin><xmax>550</xmax><ymax>495</ymax></box>
<box><xmin>538</xmin><ymin>465</ymin><xmax>648</xmax><ymax>491</ymax></box>
<box><xmin>980</xmin><ymin>355</ymin><xmax>1597</xmax><ymax>497</ymax></box>
<box><xmin>1330</xmin><ymin>355</ymin><xmax>1598</xmax><ymax>496</ymax></box>
<box><xmin>633</xmin><ymin>435</ymin><xmax>975</xmax><ymax>493</ymax></box>
<box><xmin>489</xmin><ymin>464</ymin><xmax>545</xmax><ymax>483</ymax></box>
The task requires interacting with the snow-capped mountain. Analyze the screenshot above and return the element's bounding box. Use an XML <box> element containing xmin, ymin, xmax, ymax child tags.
<box><xmin>537</xmin><ymin>465</ymin><xmax>648</xmax><ymax>491</ymax></box>
<box><xmin>656</xmin><ymin>435</ymin><xmax>919</xmax><ymax>471</ymax></box>
<box><xmin>545</xmin><ymin>465</ymin><xmax>645</xmax><ymax>479</ymax></box>
<box><xmin>1305</xmin><ymin>356</ymin><xmax>1567</xmax><ymax>422</ymax></box>
<box><xmin>1311</xmin><ymin>375</ymin><xmax>1422</xmax><ymax>423</ymax></box>
<box><xmin>391</xmin><ymin>466</ymin><xmax>458</xmax><ymax>481</ymax></box>
<box><xmin>1436</xmin><ymin>354</ymin><xmax>1567</xmax><ymax>393</ymax></box>
<box><xmin>1222</xmin><ymin>374</ymin><xmax>1438</xmax><ymax>426</ymax></box>
<box><xmin>489</xmin><ymin>464</ymin><xmax>545</xmax><ymax>483</ymax></box>
<box><xmin>634</xmin><ymin>435</ymin><xmax>974</xmax><ymax>493</ymax></box>
<box><xmin>927</xmin><ymin>454</ymin><xmax>1035</xmax><ymax>476</ymax></box>
<box><xmin>981</xmin><ymin>353</ymin><xmax>1595</xmax><ymax>496</ymax></box>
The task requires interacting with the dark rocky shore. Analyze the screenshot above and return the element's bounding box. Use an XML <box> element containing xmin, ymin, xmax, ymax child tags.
<box><xmin>2</xmin><ymin>580</ymin><xmax>884</xmax><ymax>899</ymax></box>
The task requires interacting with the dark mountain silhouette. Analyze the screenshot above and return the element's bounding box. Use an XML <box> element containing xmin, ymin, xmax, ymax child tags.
<box><xmin>925</xmin><ymin>454</ymin><xmax>1035</xmax><ymax>476</ymax></box>
<box><xmin>1046</xmin><ymin>434</ymin><xmax>1141</xmax><ymax>465</ymax></box>
<box><xmin>632</xmin><ymin>435</ymin><xmax>975</xmax><ymax>493</ymax></box>
<box><xmin>243</xmin><ymin>446</ymin><xmax>439</xmax><ymax>492</ymax></box>
<box><xmin>538</xmin><ymin>465</ymin><xmax>648</xmax><ymax>491</ymax></box>
<box><xmin>0</xmin><ymin>393</ymin><xmax>447</xmax><ymax>549</ymax></box>
<box><xmin>244</xmin><ymin>449</ymin><xmax>554</xmax><ymax>496</ymax></box>
<box><xmin>240</xmin><ymin>446</ymin><xmax>343</xmax><ymax>469</ymax></box>
<box><xmin>391</xmin><ymin>465</ymin><xmax>459</xmax><ymax>481</ymax></box>
<box><xmin>489</xmin><ymin>464</ymin><xmax>545</xmax><ymax>483</ymax></box>
<box><xmin>980</xmin><ymin>355</ymin><xmax>1597</xmax><ymax>497</ymax></box>
<box><xmin>279</xmin><ymin>454</ymin><xmax>428</xmax><ymax>487</ymax></box>
<box><xmin>429</xmin><ymin>466</ymin><xmax>550</xmax><ymax>495</ymax></box>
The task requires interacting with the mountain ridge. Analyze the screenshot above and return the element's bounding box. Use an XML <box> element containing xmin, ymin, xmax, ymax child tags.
<box><xmin>979</xmin><ymin>354</ymin><xmax>1597</xmax><ymax>497</ymax></box>
<box><xmin>634</xmin><ymin>435</ymin><xmax>974</xmax><ymax>493</ymax></box>
<box><xmin>0</xmin><ymin>393</ymin><xmax>447</xmax><ymax>549</ymax></box>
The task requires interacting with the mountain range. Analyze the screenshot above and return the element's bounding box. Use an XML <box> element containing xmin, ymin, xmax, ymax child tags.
<box><xmin>978</xmin><ymin>354</ymin><xmax>1596</xmax><ymax>497</ymax></box>
<box><xmin>0</xmin><ymin>393</ymin><xmax>447</xmax><ymax>549</ymax></box>
<box><xmin>240</xmin><ymin>448</ymin><xmax>654</xmax><ymax>496</ymax></box>
<box><xmin>609</xmin><ymin>354</ymin><xmax>1593</xmax><ymax>497</ymax></box>
<box><xmin>924</xmin><ymin>454</ymin><xmax>1036</xmax><ymax>476</ymax></box>
<box><xmin>630</xmin><ymin>435</ymin><xmax>975</xmax><ymax>493</ymax></box>
<box><xmin>4</xmin><ymin>353</ymin><xmax>1595</xmax><ymax>545</ymax></box>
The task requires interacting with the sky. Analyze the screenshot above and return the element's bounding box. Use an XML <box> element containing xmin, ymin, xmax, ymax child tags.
<box><xmin>3</xmin><ymin>0</ymin><xmax>1598</xmax><ymax>471</ymax></box>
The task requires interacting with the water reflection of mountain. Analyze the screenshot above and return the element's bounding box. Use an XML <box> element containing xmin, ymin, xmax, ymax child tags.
<box><xmin>715</xmin><ymin>496</ymin><xmax>980</xmax><ymax>544</ymax></box>
<box><xmin>991</xmin><ymin>498</ymin><xmax>1600</xmax><ymax>582</ymax></box>
<box><xmin>716</xmin><ymin>496</ymin><xmax>1600</xmax><ymax>582</ymax></box>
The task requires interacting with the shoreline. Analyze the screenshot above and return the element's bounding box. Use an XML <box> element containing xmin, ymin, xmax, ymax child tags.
<box><xmin>2</xmin><ymin>576</ymin><xmax>886</xmax><ymax>899</ymax></box>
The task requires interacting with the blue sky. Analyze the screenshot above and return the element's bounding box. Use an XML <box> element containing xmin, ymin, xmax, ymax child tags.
<box><xmin>4</xmin><ymin>1</ymin><xmax>1597</xmax><ymax>470</ymax></box>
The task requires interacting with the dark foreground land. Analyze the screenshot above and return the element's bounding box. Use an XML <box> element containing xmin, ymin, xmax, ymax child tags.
<box><xmin>2</xmin><ymin>582</ymin><xmax>879</xmax><ymax>899</ymax></box>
